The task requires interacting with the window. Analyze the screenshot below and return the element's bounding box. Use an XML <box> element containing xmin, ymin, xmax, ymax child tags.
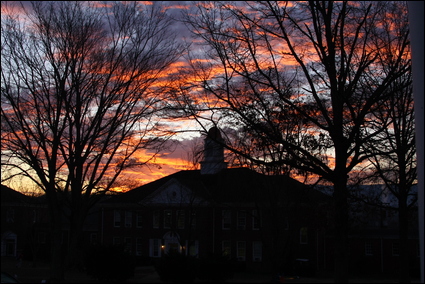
<box><xmin>252</xmin><ymin>210</ymin><xmax>260</xmax><ymax>230</ymax></box>
<box><xmin>150</xmin><ymin>239</ymin><xmax>161</xmax><ymax>257</ymax></box>
<box><xmin>136</xmin><ymin>212</ymin><xmax>143</xmax><ymax>228</ymax></box>
<box><xmin>153</xmin><ymin>211</ymin><xmax>160</xmax><ymax>228</ymax></box>
<box><xmin>188</xmin><ymin>240</ymin><xmax>199</xmax><ymax>257</ymax></box>
<box><xmin>164</xmin><ymin>210</ymin><xmax>172</xmax><ymax>229</ymax></box>
<box><xmin>90</xmin><ymin>233</ymin><xmax>97</xmax><ymax>244</ymax></box>
<box><xmin>7</xmin><ymin>209</ymin><xmax>14</xmax><ymax>223</ymax></box>
<box><xmin>222</xmin><ymin>241</ymin><xmax>231</xmax><ymax>257</ymax></box>
<box><xmin>253</xmin><ymin>241</ymin><xmax>262</xmax><ymax>262</ymax></box>
<box><xmin>237</xmin><ymin>210</ymin><xmax>246</xmax><ymax>230</ymax></box>
<box><xmin>190</xmin><ymin>210</ymin><xmax>196</xmax><ymax>228</ymax></box>
<box><xmin>113</xmin><ymin>237</ymin><xmax>121</xmax><ymax>245</ymax></box>
<box><xmin>125</xmin><ymin>211</ymin><xmax>132</xmax><ymax>228</ymax></box>
<box><xmin>114</xmin><ymin>210</ymin><xmax>121</xmax><ymax>227</ymax></box>
<box><xmin>124</xmin><ymin>237</ymin><xmax>132</xmax><ymax>253</ymax></box>
<box><xmin>38</xmin><ymin>232</ymin><xmax>46</xmax><ymax>244</ymax></box>
<box><xmin>237</xmin><ymin>241</ymin><xmax>246</xmax><ymax>261</ymax></box>
<box><xmin>32</xmin><ymin>209</ymin><xmax>37</xmax><ymax>223</ymax></box>
<box><xmin>136</xmin><ymin>238</ymin><xmax>143</xmax><ymax>256</ymax></box>
<box><xmin>177</xmin><ymin>210</ymin><xmax>185</xmax><ymax>229</ymax></box>
<box><xmin>365</xmin><ymin>241</ymin><xmax>373</xmax><ymax>256</ymax></box>
<box><xmin>392</xmin><ymin>241</ymin><xmax>400</xmax><ymax>256</ymax></box>
<box><xmin>300</xmin><ymin>227</ymin><xmax>308</xmax><ymax>244</ymax></box>
<box><xmin>284</xmin><ymin>217</ymin><xmax>289</xmax><ymax>230</ymax></box>
<box><xmin>222</xmin><ymin>210</ymin><xmax>231</xmax><ymax>230</ymax></box>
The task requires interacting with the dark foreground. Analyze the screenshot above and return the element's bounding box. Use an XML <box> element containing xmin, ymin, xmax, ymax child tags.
<box><xmin>1</xmin><ymin>257</ymin><xmax>421</xmax><ymax>283</ymax></box>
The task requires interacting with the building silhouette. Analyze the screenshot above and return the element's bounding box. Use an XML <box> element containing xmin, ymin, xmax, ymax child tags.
<box><xmin>1</xmin><ymin>127</ymin><xmax>420</xmax><ymax>277</ymax></box>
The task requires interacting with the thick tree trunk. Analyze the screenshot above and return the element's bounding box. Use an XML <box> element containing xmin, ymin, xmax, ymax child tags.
<box><xmin>398</xmin><ymin>194</ymin><xmax>410</xmax><ymax>283</ymax></box>
<box><xmin>333</xmin><ymin>179</ymin><xmax>349</xmax><ymax>283</ymax></box>
<box><xmin>49</xmin><ymin>208</ymin><xmax>64</xmax><ymax>282</ymax></box>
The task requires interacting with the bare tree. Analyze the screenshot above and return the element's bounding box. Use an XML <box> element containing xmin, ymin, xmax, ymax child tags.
<box><xmin>1</xmin><ymin>1</ymin><xmax>184</xmax><ymax>281</ymax></box>
<box><xmin>177</xmin><ymin>1</ymin><xmax>411</xmax><ymax>282</ymax></box>
<box><xmin>364</xmin><ymin>72</ymin><xmax>417</xmax><ymax>282</ymax></box>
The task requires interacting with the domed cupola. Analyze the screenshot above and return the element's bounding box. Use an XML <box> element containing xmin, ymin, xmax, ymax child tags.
<box><xmin>200</xmin><ymin>127</ymin><xmax>227</xmax><ymax>175</ymax></box>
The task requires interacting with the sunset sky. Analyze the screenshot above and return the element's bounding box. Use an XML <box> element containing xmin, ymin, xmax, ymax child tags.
<box><xmin>0</xmin><ymin>1</ymin><xmax>230</xmax><ymax>192</ymax></box>
<box><xmin>1</xmin><ymin>1</ymin><xmax>414</xmax><ymax>193</ymax></box>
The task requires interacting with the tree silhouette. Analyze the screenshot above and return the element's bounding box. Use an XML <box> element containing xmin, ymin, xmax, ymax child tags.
<box><xmin>1</xmin><ymin>1</ymin><xmax>184</xmax><ymax>281</ymax></box>
<box><xmin>364</xmin><ymin>72</ymin><xmax>417</xmax><ymax>282</ymax></box>
<box><xmin>176</xmin><ymin>1</ymin><xmax>411</xmax><ymax>282</ymax></box>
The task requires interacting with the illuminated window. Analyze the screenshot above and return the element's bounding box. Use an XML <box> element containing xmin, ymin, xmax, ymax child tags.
<box><xmin>300</xmin><ymin>227</ymin><xmax>308</xmax><ymax>244</ymax></box>
<box><xmin>164</xmin><ymin>210</ymin><xmax>172</xmax><ymax>229</ymax></box>
<box><xmin>222</xmin><ymin>210</ymin><xmax>231</xmax><ymax>230</ymax></box>
<box><xmin>114</xmin><ymin>210</ymin><xmax>121</xmax><ymax>227</ymax></box>
<box><xmin>237</xmin><ymin>210</ymin><xmax>246</xmax><ymax>230</ymax></box>
<box><xmin>153</xmin><ymin>211</ymin><xmax>160</xmax><ymax>229</ymax></box>
<box><xmin>136</xmin><ymin>212</ymin><xmax>143</xmax><ymax>228</ymax></box>
<box><xmin>252</xmin><ymin>210</ymin><xmax>260</xmax><ymax>230</ymax></box>
<box><xmin>253</xmin><ymin>241</ymin><xmax>262</xmax><ymax>262</ymax></box>
<box><xmin>237</xmin><ymin>241</ymin><xmax>246</xmax><ymax>261</ymax></box>
<box><xmin>365</xmin><ymin>241</ymin><xmax>373</xmax><ymax>256</ymax></box>
<box><xmin>177</xmin><ymin>210</ymin><xmax>185</xmax><ymax>229</ymax></box>
<box><xmin>222</xmin><ymin>240</ymin><xmax>231</xmax><ymax>257</ymax></box>
<box><xmin>125</xmin><ymin>211</ymin><xmax>132</xmax><ymax>228</ymax></box>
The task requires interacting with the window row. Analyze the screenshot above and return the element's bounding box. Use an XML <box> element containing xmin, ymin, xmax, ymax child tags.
<box><xmin>113</xmin><ymin>209</ymin><xmax>196</xmax><ymax>229</ymax></box>
<box><xmin>221</xmin><ymin>209</ymin><xmax>261</xmax><ymax>230</ymax></box>
<box><xmin>109</xmin><ymin>236</ymin><xmax>263</xmax><ymax>262</ymax></box>
<box><xmin>364</xmin><ymin>240</ymin><xmax>419</xmax><ymax>256</ymax></box>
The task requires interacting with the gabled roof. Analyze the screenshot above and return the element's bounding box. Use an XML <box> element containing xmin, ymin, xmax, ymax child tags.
<box><xmin>1</xmin><ymin>184</ymin><xmax>32</xmax><ymax>204</ymax></box>
<box><xmin>102</xmin><ymin>168</ymin><xmax>330</xmax><ymax>206</ymax></box>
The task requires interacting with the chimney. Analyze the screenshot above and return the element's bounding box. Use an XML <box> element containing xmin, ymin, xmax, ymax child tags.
<box><xmin>200</xmin><ymin>127</ymin><xmax>227</xmax><ymax>175</ymax></box>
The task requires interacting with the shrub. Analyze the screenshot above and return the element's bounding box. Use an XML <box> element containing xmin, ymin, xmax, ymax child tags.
<box><xmin>84</xmin><ymin>244</ymin><xmax>136</xmax><ymax>283</ymax></box>
<box><xmin>196</xmin><ymin>253</ymin><xmax>236</xmax><ymax>282</ymax></box>
<box><xmin>154</xmin><ymin>250</ymin><xmax>197</xmax><ymax>283</ymax></box>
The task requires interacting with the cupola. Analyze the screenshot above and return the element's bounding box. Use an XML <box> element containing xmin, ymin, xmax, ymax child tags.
<box><xmin>200</xmin><ymin>127</ymin><xmax>227</xmax><ymax>175</ymax></box>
